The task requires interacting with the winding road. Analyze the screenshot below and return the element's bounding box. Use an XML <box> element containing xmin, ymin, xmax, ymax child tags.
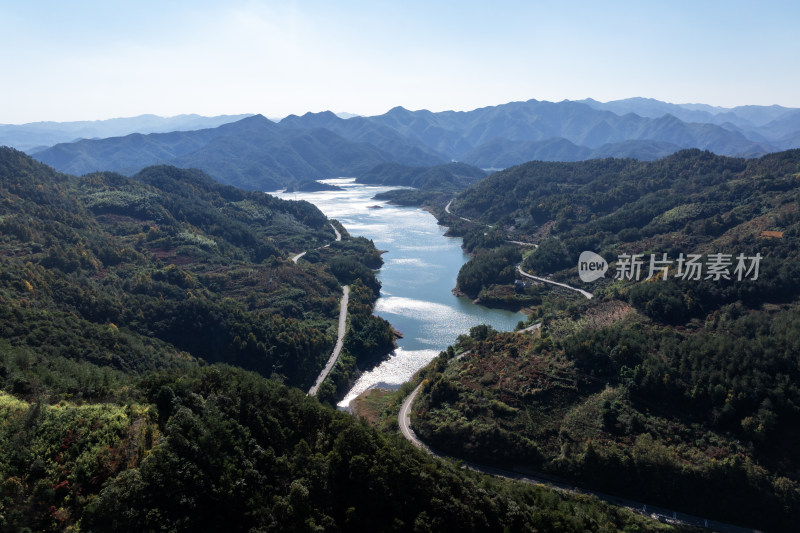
<box><xmin>325</xmin><ymin>223</ymin><xmax>342</xmax><ymax>246</ymax></box>
<box><xmin>293</xmin><ymin>223</ymin><xmax>342</xmax><ymax>262</ymax></box>
<box><xmin>444</xmin><ymin>199</ymin><xmax>472</xmax><ymax>222</ymax></box>
<box><xmin>398</xmin><ymin>379</ymin><xmax>432</xmax><ymax>453</ymax></box>
<box><xmin>517</xmin><ymin>264</ymin><xmax>593</xmax><ymax>300</ymax></box>
<box><xmin>293</xmin><ymin>221</ymin><xmax>348</xmax><ymax>397</ymax></box>
<box><xmin>398</xmin><ymin>325</ymin><xmax>757</xmax><ymax>533</ymax></box>
<box><xmin>445</xmin><ymin>198</ymin><xmax>586</xmax><ymax>298</ymax></box>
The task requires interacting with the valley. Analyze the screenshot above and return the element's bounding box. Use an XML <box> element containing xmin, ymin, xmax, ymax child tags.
<box><xmin>385</xmin><ymin>149</ymin><xmax>800</xmax><ymax>531</ymax></box>
<box><xmin>2</xmin><ymin>104</ymin><xmax>800</xmax><ymax>533</ymax></box>
<box><xmin>5</xmin><ymin>1</ymin><xmax>800</xmax><ymax>530</ymax></box>
<box><xmin>0</xmin><ymin>148</ymin><xmax>693</xmax><ymax>532</ymax></box>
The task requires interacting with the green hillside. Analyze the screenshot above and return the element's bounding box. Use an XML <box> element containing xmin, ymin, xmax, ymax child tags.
<box><xmin>0</xmin><ymin>148</ymin><xmax>683</xmax><ymax>532</ymax></box>
<box><xmin>449</xmin><ymin>149</ymin><xmax>800</xmax><ymax>306</ymax></box>
<box><xmin>0</xmin><ymin>364</ymin><xmax>678</xmax><ymax>533</ymax></box>
<box><xmin>409</xmin><ymin>149</ymin><xmax>800</xmax><ymax>531</ymax></box>
<box><xmin>0</xmin><ymin>147</ymin><xmax>356</xmax><ymax>389</ymax></box>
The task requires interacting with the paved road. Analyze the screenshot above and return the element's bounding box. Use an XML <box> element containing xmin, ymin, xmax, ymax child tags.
<box><xmin>444</xmin><ymin>199</ymin><xmax>472</xmax><ymax>222</ymax></box>
<box><xmin>322</xmin><ymin>223</ymin><xmax>342</xmax><ymax>248</ymax></box>
<box><xmin>308</xmin><ymin>285</ymin><xmax>349</xmax><ymax>396</ymax></box>
<box><xmin>398</xmin><ymin>352</ymin><xmax>759</xmax><ymax>533</ymax></box>
<box><xmin>295</xmin><ymin>223</ymin><xmax>342</xmax><ymax>260</ymax></box>
<box><xmin>519</xmin><ymin>322</ymin><xmax>542</xmax><ymax>334</ymax></box>
<box><xmin>445</xmin><ymin>201</ymin><xmax>585</xmax><ymax>299</ymax></box>
<box><xmin>407</xmin><ymin>203</ymin><xmax>755</xmax><ymax>530</ymax></box>
<box><xmin>306</xmin><ymin>222</ymin><xmax>347</xmax><ymax>396</ymax></box>
<box><xmin>331</xmin><ymin>223</ymin><xmax>342</xmax><ymax>241</ymax></box>
<box><xmin>517</xmin><ymin>265</ymin><xmax>593</xmax><ymax>300</ymax></box>
<box><xmin>398</xmin><ymin>381</ymin><xmax>433</xmax><ymax>452</ymax></box>
<box><xmin>444</xmin><ymin>199</ymin><xmax>586</xmax><ymax>299</ymax></box>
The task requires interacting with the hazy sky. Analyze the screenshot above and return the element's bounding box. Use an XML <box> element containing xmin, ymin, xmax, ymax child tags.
<box><xmin>1</xmin><ymin>0</ymin><xmax>798</xmax><ymax>123</ymax></box>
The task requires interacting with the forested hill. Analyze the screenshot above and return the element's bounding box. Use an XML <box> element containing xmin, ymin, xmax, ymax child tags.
<box><xmin>448</xmin><ymin>148</ymin><xmax>800</xmax><ymax>310</ymax></box>
<box><xmin>452</xmin><ymin>148</ymin><xmax>799</xmax><ymax>244</ymax></box>
<box><xmin>0</xmin><ymin>148</ymin><xmax>679</xmax><ymax>531</ymax></box>
<box><xmin>0</xmin><ymin>146</ymin><xmax>366</xmax><ymax>390</ymax></box>
<box><xmin>412</xmin><ymin>148</ymin><xmax>800</xmax><ymax>530</ymax></box>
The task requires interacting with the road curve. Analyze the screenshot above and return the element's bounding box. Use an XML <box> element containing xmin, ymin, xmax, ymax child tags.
<box><xmin>517</xmin><ymin>265</ymin><xmax>593</xmax><ymax>300</ymax></box>
<box><xmin>323</xmin><ymin>222</ymin><xmax>342</xmax><ymax>248</ymax></box>
<box><xmin>398</xmin><ymin>329</ymin><xmax>758</xmax><ymax>533</ymax></box>
<box><xmin>330</xmin><ymin>222</ymin><xmax>342</xmax><ymax>241</ymax></box>
<box><xmin>308</xmin><ymin>284</ymin><xmax>349</xmax><ymax>396</ymax></box>
<box><xmin>444</xmin><ymin>199</ymin><xmax>587</xmax><ymax>299</ymax></box>
<box><xmin>291</xmin><ymin>251</ymin><xmax>307</xmax><ymax>263</ymax></box>
<box><xmin>519</xmin><ymin>322</ymin><xmax>542</xmax><ymax>334</ymax></box>
<box><xmin>444</xmin><ymin>199</ymin><xmax>472</xmax><ymax>222</ymax></box>
<box><xmin>399</xmin><ymin>346</ymin><xmax>479</xmax><ymax>453</ymax></box>
<box><xmin>398</xmin><ymin>381</ymin><xmax>434</xmax><ymax>454</ymax></box>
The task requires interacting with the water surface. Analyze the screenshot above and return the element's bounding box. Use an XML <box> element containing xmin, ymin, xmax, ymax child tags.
<box><xmin>273</xmin><ymin>179</ymin><xmax>526</xmax><ymax>407</ymax></box>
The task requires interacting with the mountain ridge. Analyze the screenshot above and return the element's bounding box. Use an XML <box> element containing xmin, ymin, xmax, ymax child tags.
<box><xmin>0</xmin><ymin>113</ymin><xmax>253</xmax><ymax>152</ymax></box>
<box><xmin>24</xmin><ymin>98</ymin><xmax>800</xmax><ymax>190</ymax></box>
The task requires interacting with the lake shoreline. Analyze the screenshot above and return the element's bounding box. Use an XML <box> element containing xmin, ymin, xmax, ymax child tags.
<box><xmin>273</xmin><ymin>179</ymin><xmax>526</xmax><ymax>408</ymax></box>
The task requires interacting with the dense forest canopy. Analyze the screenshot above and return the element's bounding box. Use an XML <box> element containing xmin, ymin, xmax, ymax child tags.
<box><xmin>408</xmin><ymin>148</ymin><xmax>800</xmax><ymax>531</ymax></box>
<box><xmin>0</xmin><ymin>148</ymin><xmax>357</xmax><ymax>390</ymax></box>
<box><xmin>0</xmin><ymin>148</ymin><xmax>684</xmax><ymax>531</ymax></box>
<box><xmin>448</xmin><ymin>149</ymin><xmax>800</xmax><ymax>306</ymax></box>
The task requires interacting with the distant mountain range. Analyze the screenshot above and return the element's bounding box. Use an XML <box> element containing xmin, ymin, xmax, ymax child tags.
<box><xmin>34</xmin><ymin>115</ymin><xmax>441</xmax><ymax>191</ymax></box>
<box><xmin>578</xmin><ymin>97</ymin><xmax>800</xmax><ymax>147</ymax></box>
<box><xmin>368</xmin><ymin>100</ymin><xmax>780</xmax><ymax>161</ymax></box>
<box><xmin>25</xmin><ymin>98</ymin><xmax>800</xmax><ymax>190</ymax></box>
<box><xmin>1</xmin><ymin>113</ymin><xmax>252</xmax><ymax>153</ymax></box>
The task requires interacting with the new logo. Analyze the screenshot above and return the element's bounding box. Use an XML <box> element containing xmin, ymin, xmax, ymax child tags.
<box><xmin>578</xmin><ymin>251</ymin><xmax>608</xmax><ymax>282</ymax></box>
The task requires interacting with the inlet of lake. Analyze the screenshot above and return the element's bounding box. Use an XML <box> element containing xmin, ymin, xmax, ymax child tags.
<box><xmin>274</xmin><ymin>179</ymin><xmax>526</xmax><ymax>408</ymax></box>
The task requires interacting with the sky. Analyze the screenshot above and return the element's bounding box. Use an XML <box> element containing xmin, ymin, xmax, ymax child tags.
<box><xmin>1</xmin><ymin>0</ymin><xmax>798</xmax><ymax>124</ymax></box>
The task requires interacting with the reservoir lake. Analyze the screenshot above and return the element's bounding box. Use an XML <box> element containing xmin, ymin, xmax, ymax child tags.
<box><xmin>274</xmin><ymin>179</ymin><xmax>526</xmax><ymax>408</ymax></box>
